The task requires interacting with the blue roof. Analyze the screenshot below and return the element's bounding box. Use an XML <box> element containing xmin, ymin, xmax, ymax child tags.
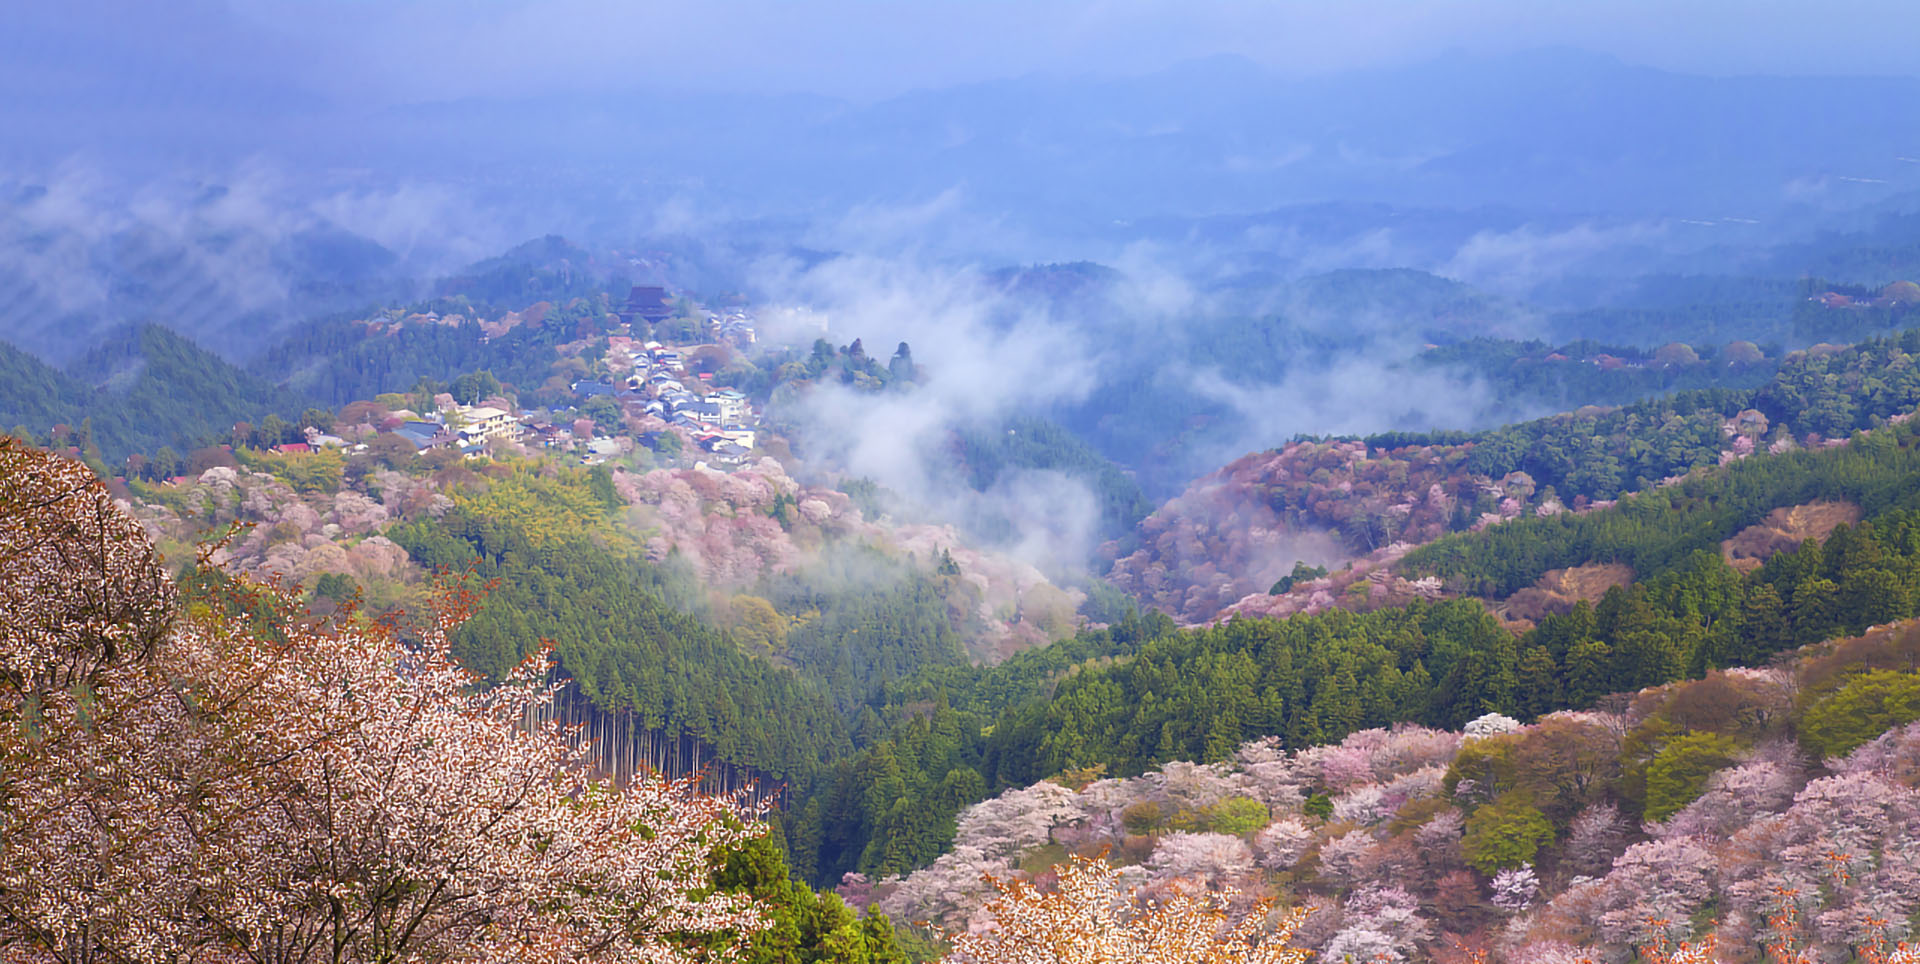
<box><xmin>394</xmin><ymin>421</ymin><xmax>442</xmax><ymax>442</ymax></box>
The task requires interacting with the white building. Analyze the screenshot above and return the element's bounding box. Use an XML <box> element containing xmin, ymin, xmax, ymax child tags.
<box><xmin>455</xmin><ymin>405</ymin><xmax>520</xmax><ymax>445</ymax></box>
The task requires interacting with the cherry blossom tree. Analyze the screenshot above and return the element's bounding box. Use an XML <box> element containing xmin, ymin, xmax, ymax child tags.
<box><xmin>874</xmin><ymin>843</ymin><xmax>1014</xmax><ymax>933</ymax></box>
<box><xmin>1252</xmin><ymin>818</ymin><xmax>1317</xmax><ymax>871</ymax></box>
<box><xmin>1564</xmin><ymin>803</ymin><xmax>1627</xmax><ymax>876</ymax></box>
<box><xmin>1</xmin><ymin>440</ymin><xmax>767</xmax><ymax>964</ymax></box>
<box><xmin>1323</xmin><ymin>885</ymin><xmax>1428</xmax><ymax>963</ymax></box>
<box><xmin>953</xmin><ymin>781</ymin><xmax>1086</xmax><ymax>859</ymax></box>
<box><xmin>943</xmin><ymin>856</ymin><xmax>1309</xmax><ymax>964</ymax></box>
<box><xmin>1490</xmin><ymin>867</ymin><xmax>1541</xmax><ymax>914</ymax></box>
<box><xmin>1143</xmin><ymin>832</ymin><xmax>1257</xmax><ymax>891</ymax></box>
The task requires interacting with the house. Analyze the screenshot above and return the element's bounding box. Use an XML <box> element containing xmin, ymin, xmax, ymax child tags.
<box><xmin>711</xmin><ymin>390</ymin><xmax>750</xmax><ymax>424</ymax></box>
<box><xmin>392</xmin><ymin>421</ymin><xmax>454</xmax><ymax>450</ymax></box>
<box><xmin>718</xmin><ymin>425</ymin><xmax>756</xmax><ymax>449</ymax></box>
<box><xmin>571</xmin><ymin>380</ymin><xmax>615</xmax><ymax>398</ymax></box>
<box><xmin>454</xmin><ymin>406</ymin><xmax>520</xmax><ymax>446</ymax></box>
<box><xmin>710</xmin><ymin>441</ymin><xmax>751</xmax><ymax>466</ymax></box>
<box><xmin>581</xmin><ymin>437</ymin><xmax>624</xmax><ymax>464</ymax></box>
<box><xmin>272</xmin><ymin>442</ymin><xmax>312</xmax><ymax>455</ymax></box>
<box><xmin>693</xmin><ymin>433</ymin><xmax>750</xmax><ymax>466</ymax></box>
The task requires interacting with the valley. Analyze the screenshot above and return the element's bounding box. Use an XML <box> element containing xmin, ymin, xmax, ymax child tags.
<box><xmin>12</xmin><ymin>16</ymin><xmax>1920</xmax><ymax>962</ymax></box>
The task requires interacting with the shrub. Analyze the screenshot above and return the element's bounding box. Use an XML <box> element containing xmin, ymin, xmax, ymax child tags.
<box><xmin>1643</xmin><ymin>732</ymin><xmax>1743</xmax><ymax>821</ymax></box>
<box><xmin>1121</xmin><ymin>801</ymin><xmax>1166</xmax><ymax>835</ymax></box>
<box><xmin>1205</xmin><ymin>797</ymin><xmax>1273</xmax><ymax>836</ymax></box>
<box><xmin>1461</xmin><ymin>795</ymin><xmax>1555</xmax><ymax>874</ymax></box>
<box><xmin>1800</xmin><ymin>669</ymin><xmax>1920</xmax><ymax>759</ymax></box>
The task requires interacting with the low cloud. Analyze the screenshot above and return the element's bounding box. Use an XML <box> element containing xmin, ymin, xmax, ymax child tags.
<box><xmin>1438</xmin><ymin>220</ymin><xmax>1668</xmax><ymax>294</ymax></box>
<box><xmin>0</xmin><ymin>158</ymin><xmax>551</xmax><ymax>360</ymax></box>
<box><xmin>308</xmin><ymin>180</ymin><xmax>516</xmax><ymax>275</ymax></box>
<box><xmin>757</xmin><ymin>252</ymin><xmax>1111</xmax><ymax>570</ymax></box>
<box><xmin>1180</xmin><ymin>355</ymin><xmax>1506</xmax><ymax>456</ymax></box>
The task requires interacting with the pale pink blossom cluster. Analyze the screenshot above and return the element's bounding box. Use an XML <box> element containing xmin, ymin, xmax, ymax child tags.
<box><xmin>1521</xmin><ymin>731</ymin><xmax>1920</xmax><ymax>958</ymax></box>
<box><xmin>1211</xmin><ymin>542</ymin><xmax>1433</xmax><ymax>625</ymax></box>
<box><xmin>612</xmin><ymin>459</ymin><xmax>1083</xmax><ymax>660</ymax></box>
<box><xmin>1142</xmin><ymin>832</ymin><xmax>1258</xmax><ymax>893</ymax></box>
<box><xmin>1320</xmin><ymin>885</ymin><xmax>1429</xmax><ymax>963</ymax></box>
<box><xmin>880</xmin><ymin>723</ymin><xmax>1478</xmax><ymax>949</ymax></box>
<box><xmin>942</xmin><ymin>855</ymin><xmax>1311</xmax><ymax>964</ymax></box>
<box><xmin>1490</xmin><ymin>866</ymin><xmax>1540</xmax><ymax>913</ymax></box>
<box><xmin>874</xmin><ymin>652</ymin><xmax>1920</xmax><ymax>964</ymax></box>
<box><xmin>872</xmin><ymin>843</ymin><xmax>1017</xmax><ymax>934</ymax></box>
<box><xmin>1105</xmin><ymin>440</ymin><xmax>1489</xmax><ymax>623</ymax></box>
<box><xmin>132</xmin><ymin>464</ymin><xmax>426</xmax><ymax>590</ymax></box>
<box><xmin>3</xmin><ymin>442</ymin><xmax>766</xmax><ymax>964</ymax></box>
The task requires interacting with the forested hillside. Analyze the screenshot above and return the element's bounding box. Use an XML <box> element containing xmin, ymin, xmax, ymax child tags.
<box><xmin>861</xmin><ymin>618</ymin><xmax>1920</xmax><ymax>963</ymax></box>
<box><xmin>1</xmin><ymin>324</ymin><xmax>312</xmax><ymax>461</ymax></box>
<box><xmin>256</xmin><ymin>295</ymin><xmax>615</xmax><ymax>407</ymax></box>
<box><xmin>0</xmin><ymin>437</ymin><xmax>924</xmax><ymax>964</ymax></box>
<box><xmin>115</xmin><ymin>419</ymin><xmax>1100</xmax><ymax>864</ymax></box>
<box><xmin>1415</xmin><ymin>335</ymin><xmax>1780</xmax><ymax>412</ymax></box>
<box><xmin>0</xmin><ymin>339</ymin><xmax>95</xmax><ymax>439</ymax></box>
<box><xmin>799</xmin><ymin>410</ymin><xmax>1920</xmax><ymax>890</ymax></box>
<box><xmin>394</xmin><ymin>508</ymin><xmax>857</xmax><ymax>782</ymax></box>
<box><xmin>1111</xmin><ymin>327</ymin><xmax>1920</xmax><ymax>623</ymax></box>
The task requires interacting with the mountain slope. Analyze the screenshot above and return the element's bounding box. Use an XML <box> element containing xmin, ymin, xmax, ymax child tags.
<box><xmin>0</xmin><ymin>324</ymin><xmax>314</xmax><ymax>460</ymax></box>
<box><xmin>1110</xmin><ymin>326</ymin><xmax>1920</xmax><ymax>623</ymax></box>
<box><xmin>0</xmin><ymin>339</ymin><xmax>94</xmax><ymax>436</ymax></box>
<box><xmin>803</xmin><ymin>404</ymin><xmax>1920</xmax><ymax>888</ymax></box>
<box><xmin>867</xmin><ymin>618</ymin><xmax>1920</xmax><ymax>963</ymax></box>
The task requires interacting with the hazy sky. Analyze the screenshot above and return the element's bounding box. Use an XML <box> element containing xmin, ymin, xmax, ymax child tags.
<box><xmin>11</xmin><ymin>0</ymin><xmax>1920</xmax><ymax>108</ymax></box>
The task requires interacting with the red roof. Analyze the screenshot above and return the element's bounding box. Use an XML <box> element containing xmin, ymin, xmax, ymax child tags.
<box><xmin>274</xmin><ymin>443</ymin><xmax>312</xmax><ymax>455</ymax></box>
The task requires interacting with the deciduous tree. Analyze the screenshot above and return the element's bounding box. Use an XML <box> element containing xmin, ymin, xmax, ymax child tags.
<box><xmin>943</xmin><ymin>856</ymin><xmax>1308</xmax><ymax>964</ymax></box>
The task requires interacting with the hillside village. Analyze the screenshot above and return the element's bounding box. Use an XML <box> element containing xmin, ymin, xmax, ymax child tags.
<box><xmin>205</xmin><ymin>284</ymin><xmax>773</xmax><ymax>478</ymax></box>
